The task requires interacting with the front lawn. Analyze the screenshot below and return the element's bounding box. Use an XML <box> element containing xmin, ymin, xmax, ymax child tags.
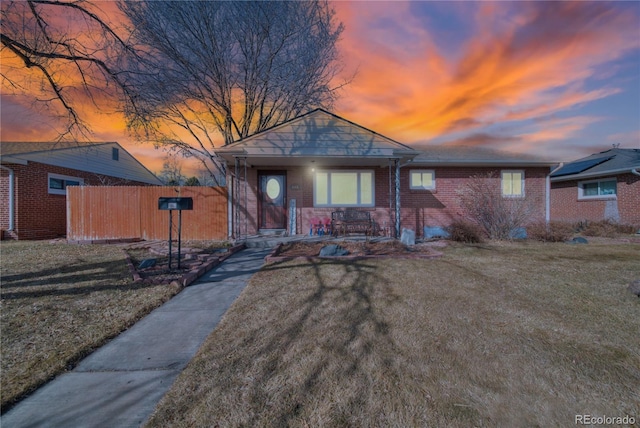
<box><xmin>146</xmin><ymin>240</ymin><xmax>640</xmax><ymax>427</ymax></box>
<box><xmin>0</xmin><ymin>240</ymin><xmax>182</xmax><ymax>411</ymax></box>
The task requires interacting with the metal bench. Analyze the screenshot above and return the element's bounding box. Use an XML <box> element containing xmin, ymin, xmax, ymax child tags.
<box><xmin>331</xmin><ymin>209</ymin><xmax>373</xmax><ymax>237</ymax></box>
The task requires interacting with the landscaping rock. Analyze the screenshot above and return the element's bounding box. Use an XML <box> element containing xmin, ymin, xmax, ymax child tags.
<box><xmin>400</xmin><ymin>228</ymin><xmax>416</xmax><ymax>246</ymax></box>
<box><xmin>138</xmin><ymin>258</ymin><xmax>156</xmax><ymax>269</ymax></box>
<box><xmin>628</xmin><ymin>280</ymin><xmax>640</xmax><ymax>297</ymax></box>
<box><xmin>319</xmin><ymin>245</ymin><xmax>349</xmax><ymax>257</ymax></box>
<box><xmin>569</xmin><ymin>237</ymin><xmax>589</xmax><ymax>244</ymax></box>
<box><xmin>423</xmin><ymin>226</ymin><xmax>450</xmax><ymax>240</ymax></box>
<box><xmin>509</xmin><ymin>227</ymin><xmax>528</xmax><ymax>240</ymax></box>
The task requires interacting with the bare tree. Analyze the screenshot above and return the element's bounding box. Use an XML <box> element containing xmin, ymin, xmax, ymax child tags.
<box><xmin>119</xmin><ymin>1</ymin><xmax>345</xmax><ymax>184</ymax></box>
<box><xmin>184</xmin><ymin>176</ymin><xmax>201</xmax><ymax>186</ymax></box>
<box><xmin>1</xmin><ymin>0</ymin><xmax>140</xmax><ymax>140</ymax></box>
<box><xmin>157</xmin><ymin>153</ymin><xmax>185</xmax><ymax>186</ymax></box>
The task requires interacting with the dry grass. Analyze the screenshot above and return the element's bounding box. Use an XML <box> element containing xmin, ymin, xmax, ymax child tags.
<box><xmin>0</xmin><ymin>240</ymin><xmax>182</xmax><ymax>411</ymax></box>
<box><xmin>147</xmin><ymin>240</ymin><xmax>640</xmax><ymax>427</ymax></box>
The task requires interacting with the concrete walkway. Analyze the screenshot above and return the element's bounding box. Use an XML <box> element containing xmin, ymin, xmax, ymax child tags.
<box><xmin>2</xmin><ymin>248</ymin><xmax>271</xmax><ymax>428</ymax></box>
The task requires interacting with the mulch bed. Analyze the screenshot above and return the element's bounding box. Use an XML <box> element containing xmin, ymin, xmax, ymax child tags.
<box><xmin>267</xmin><ymin>240</ymin><xmax>445</xmax><ymax>262</ymax></box>
<box><xmin>124</xmin><ymin>242</ymin><xmax>245</xmax><ymax>286</ymax></box>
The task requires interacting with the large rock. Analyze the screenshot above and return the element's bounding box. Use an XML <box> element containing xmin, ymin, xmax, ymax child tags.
<box><xmin>138</xmin><ymin>258</ymin><xmax>156</xmax><ymax>269</ymax></box>
<box><xmin>423</xmin><ymin>226</ymin><xmax>450</xmax><ymax>240</ymax></box>
<box><xmin>509</xmin><ymin>227</ymin><xmax>527</xmax><ymax>240</ymax></box>
<box><xmin>319</xmin><ymin>245</ymin><xmax>349</xmax><ymax>257</ymax></box>
<box><xmin>628</xmin><ymin>280</ymin><xmax>640</xmax><ymax>297</ymax></box>
<box><xmin>569</xmin><ymin>237</ymin><xmax>589</xmax><ymax>244</ymax></box>
<box><xmin>400</xmin><ymin>228</ymin><xmax>415</xmax><ymax>246</ymax></box>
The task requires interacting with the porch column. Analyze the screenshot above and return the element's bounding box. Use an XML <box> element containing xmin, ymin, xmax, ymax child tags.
<box><xmin>395</xmin><ymin>159</ymin><xmax>401</xmax><ymax>238</ymax></box>
<box><xmin>234</xmin><ymin>157</ymin><xmax>239</xmax><ymax>239</ymax></box>
<box><xmin>388</xmin><ymin>159</ymin><xmax>393</xmax><ymax>236</ymax></box>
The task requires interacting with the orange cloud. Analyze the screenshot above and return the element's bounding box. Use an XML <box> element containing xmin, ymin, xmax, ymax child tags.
<box><xmin>334</xmin><ymin>1</ymin><xmax>639</xmax><ymax>149</ymax></box>
<box><xmin>2</xmin><ymin>1</ymin><xmax>638</xmax><ymax>168</ymax></box>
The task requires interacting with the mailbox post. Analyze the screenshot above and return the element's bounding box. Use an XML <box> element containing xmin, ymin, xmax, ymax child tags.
<box><xmin>158</xmin><ymin>197</ymin><xmax>193</xmax><ymax>269</ymax></box>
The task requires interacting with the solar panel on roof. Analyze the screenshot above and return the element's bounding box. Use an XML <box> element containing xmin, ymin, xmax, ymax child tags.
<box><xmin>551</xmin><ymin>156</ymin><xmax>613</xmax><ymax>177</ymax></box>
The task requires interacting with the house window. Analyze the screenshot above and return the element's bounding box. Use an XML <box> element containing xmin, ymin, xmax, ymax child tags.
<box><xmin>112</xmin><ymin>147</ymin><xmax>119</xmax><ymax>161</ymax></box>
<box><xmin>502</xmin><ymin>170</ymin><xmax>524</xmax><ymax>197</ymax></box>
<box><xmin>48</xmin><ymin>173</ymin><xmax>84</xmax><ymax>195</ymax></box>
<box><xmin>410</xmin><ymin>170</ymin><xmax>435</xmax><ymax>190</ymax></box>
<box><xmin>314</xmin><ymin>170</ymin><xmax>374</xmax><ymax>207</ymax></box>
<box><xmin>579</xmin><ymin>179</ymin><xmax>616</xmax><ymax>199</ymax></box>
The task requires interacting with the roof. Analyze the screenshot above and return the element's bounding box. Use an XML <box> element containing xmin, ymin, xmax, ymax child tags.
<box><xmin>0</xmin><ymin>142</ymin><xmax>85</xmax><ymax>156</ymax></box>
<box><xmin>216</xmin><ymin>109</ymin><xmax>560</xmax><ymax>169</ymax></box>
<box><xmin>1</xmin><ymin>142</ymin><xmax>162</xmax><ymax>185</ymax></box>
<box><xmin>216</xmin><ymin>109</ymin><xmax>420</xmax><ymax>167</ymax></box>
<box><xmin>550</xmin><ymin>148</ymin><xmax>640</xmax><ymax>182</ymax></box>
<box><xmin>409</xmin><ymin>144</ymin><xmax>556</xmax><ymax>167</ymax></box>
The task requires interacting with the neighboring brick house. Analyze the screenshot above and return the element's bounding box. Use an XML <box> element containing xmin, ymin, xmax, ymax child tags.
<box><xmin>216</xmin><ymin>109</ymin><xmax>556</xmax><ymax>239</ymax></box>
<box><xmin>550</xmin><ymin>148</ymin><xmax>640</xmax><ymax>226</ymax></box>
<box><xmin>1</xmin><ymin>142</ymin><xmax>162</xmax><ymax>240</ymax></box>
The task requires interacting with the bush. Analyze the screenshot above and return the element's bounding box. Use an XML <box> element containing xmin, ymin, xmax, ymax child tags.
<box><xmin>581</xmin><ymin>220</ymin><xmax>637</xmax><ymax>238</ymax></box>
<box><xmin>456</xmin><ymin>172</ymin><xmax>540</xmax><ymax>240</ymax></box>
<box><xmin>527</xmin><ymin>221</ymin><xmax>574</xmax><ymax>242</ymax></box>
<box><xmin>447</xmin><ymin>220</ymin><xmax>485</xmax><ymax>243</ymax></box>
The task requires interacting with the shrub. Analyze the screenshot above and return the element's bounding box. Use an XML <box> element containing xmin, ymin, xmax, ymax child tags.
<box><xmin>527</xmin><ymin>221</ymin><xmax>574</xmax><ymax>242</ymax></box>
<box><xmin>456</xmin><ymin>172</ymin><xmax>540</xmax><ymax>240</ymax></box>
<box><xmin>447</xmin><ymin>220</ymin><xmax>485</xmax><ymax>243</ymax></box>
<box><xmin>581</xmin><ymin>220</ymin><xmax>637</xmax><ymax>238</ymax></box>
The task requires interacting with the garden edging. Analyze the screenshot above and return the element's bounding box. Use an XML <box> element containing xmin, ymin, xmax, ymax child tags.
<box><xmin>124</xmin><ymin>243</ymin><xmax>246</xmax><ymax>287</ymax></box>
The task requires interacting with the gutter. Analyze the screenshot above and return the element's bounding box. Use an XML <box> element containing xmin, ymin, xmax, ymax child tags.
<box><xmin>551</xmin><ymin>166</ymin><xmax>640</xmax><ymax>182</ymax></box>
<box><xmin>411</xmin><ymin>159</ymin><xmax>557</xmax><ymax>167</ymax></box>
<box><xmin>1</xmin><ymin>165</ymin><xmax>15</xmax><ymax>230</ymax></box>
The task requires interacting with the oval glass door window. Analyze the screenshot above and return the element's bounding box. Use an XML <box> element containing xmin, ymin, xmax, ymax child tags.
<box><xmin>266</xmin><ymin>178</ymin><xmax>281</xmax><ymax>200</ymax></box>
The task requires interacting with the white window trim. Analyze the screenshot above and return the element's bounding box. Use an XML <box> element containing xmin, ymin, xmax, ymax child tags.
<box><xmin>48</xmin><ymin>173</ymin><xmax>84</xmax><ymax>195</ymax></box>
<box><xmin>501</xmin><ymin>170</ymin><xmax>525</xmax><ymax>198</ymax></box>
<box><xmin>410</xmin><ymin>169</ymin><xmax>436</xmax><ymax>190</ymax></box>
<box><xmin>313</xmin><ymin>170</ymin><xmax>375</xmax><ymax>208</ymax></box>
<box><xmin>578</xmin><ymin>178</ymin><xmax>617</xmax><ymax>200</ymax></box>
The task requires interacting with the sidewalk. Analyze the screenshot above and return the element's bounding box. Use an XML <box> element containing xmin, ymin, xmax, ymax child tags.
<box><xmin>2</xmin><ymin>248</ymin><xmax>272</xmax><ymax>428</ymax></box>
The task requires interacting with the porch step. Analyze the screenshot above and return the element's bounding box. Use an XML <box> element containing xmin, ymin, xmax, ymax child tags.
<box><xmin>257</xmin><ymin>229</ymin><xmax>286</xmax><ymax>236</ymax></box>
<box><xmin>243</xmin><ymin>235</ymin><xmax>329</xmax><ymax>249</ymax></box>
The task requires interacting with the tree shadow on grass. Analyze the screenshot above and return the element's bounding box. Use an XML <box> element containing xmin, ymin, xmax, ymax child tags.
<box><xmin>165</xmin><ymin>257</ymin><xmax>415</xmax><ymax>426</ymax></box>
<box><xmin>0</xmin><ymin>259</ymin><xmax>154</xmax><ymax>300</ymax></box>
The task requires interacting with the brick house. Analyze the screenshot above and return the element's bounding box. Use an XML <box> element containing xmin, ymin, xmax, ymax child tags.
<box><xmin>550</xmin><ymin>148</ymin><xmax>640</xmax><ymax>226</ymax></box>
<box><xmin>1</xmin><ymin>142</ymin><xmax>162</xmax><ymax>240</ymax></box>
<box><xmin>216</xmin><ymin>109</ymin><xmax>556</xmax><ymax>239</ymax></box>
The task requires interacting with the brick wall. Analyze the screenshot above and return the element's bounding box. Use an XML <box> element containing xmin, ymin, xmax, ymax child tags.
<box><xmin>0</xmin><ymin>168</ymin><xmax>10</xmax><ymax>234</ymax></box>
<box><xmin>551</xmin><ymin>173</ymin><xmax>640</xmax><ymax>226</ymax></box>
<box><xmin>230</xmin><ymin>165</ymin><xmax>549</xmax><ymax>237</ymax></box>
<box><xmin>1</xmin><ymin>161</ymin><xmax>156</xmax><ymax>240</ymax></box>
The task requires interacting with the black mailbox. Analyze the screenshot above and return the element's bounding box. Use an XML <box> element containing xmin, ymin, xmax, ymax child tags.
<box><xmin>158</xmin><ymin>197</ymin><xmax>193</xmax><ymax>210</ymax></box>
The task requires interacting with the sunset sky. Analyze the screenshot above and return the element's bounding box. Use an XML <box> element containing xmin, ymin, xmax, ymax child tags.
<box><xmin>2</xmin><ymin>1</ymin><xmax>639</xmax><ymax>175</ymax></box>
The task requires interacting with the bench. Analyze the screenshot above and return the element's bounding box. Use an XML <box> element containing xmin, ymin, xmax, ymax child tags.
<box><xmin>331</xmin><ymin>209</ymin><xmax>373</xmax><ymax>237</ymax></box>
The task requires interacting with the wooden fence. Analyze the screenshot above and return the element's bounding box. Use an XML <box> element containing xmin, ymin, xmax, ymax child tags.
<box><xmin>67</xmin><ymin>186</ymin><xmax>228</xmax><ymax>241</ymax></box>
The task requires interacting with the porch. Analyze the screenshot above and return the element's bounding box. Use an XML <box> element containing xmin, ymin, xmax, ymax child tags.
<box><xmin>242</xmin><ymin>232</ymin><xmax>394</xmax><ymax>249</ymax></box>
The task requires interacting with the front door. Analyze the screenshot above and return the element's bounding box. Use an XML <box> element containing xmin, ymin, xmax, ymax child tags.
<box><xmin>258</xmin><ymin>171</ymin><xmax>287</xmax><ymax>230</ymax></box>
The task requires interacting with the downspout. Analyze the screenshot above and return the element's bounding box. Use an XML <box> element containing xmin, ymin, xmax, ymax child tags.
<box><xmin>631</xmin><ymin>168</ymin><xmax>640</xmax><ymax>177</ymax></box>
<box><xmin>395</xmin><ymin>160</ymin><xmax>401</xmax><ymax>238</ymax></box>
<box><xmin>1</xmin><ymin>165</ymin><xmax>15</xmax><ymax>231</ymax></box>
<box><xmin>547</xmin><ymin>163</ymin><xmax>564</xmax><ymax>223</ymax></box>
